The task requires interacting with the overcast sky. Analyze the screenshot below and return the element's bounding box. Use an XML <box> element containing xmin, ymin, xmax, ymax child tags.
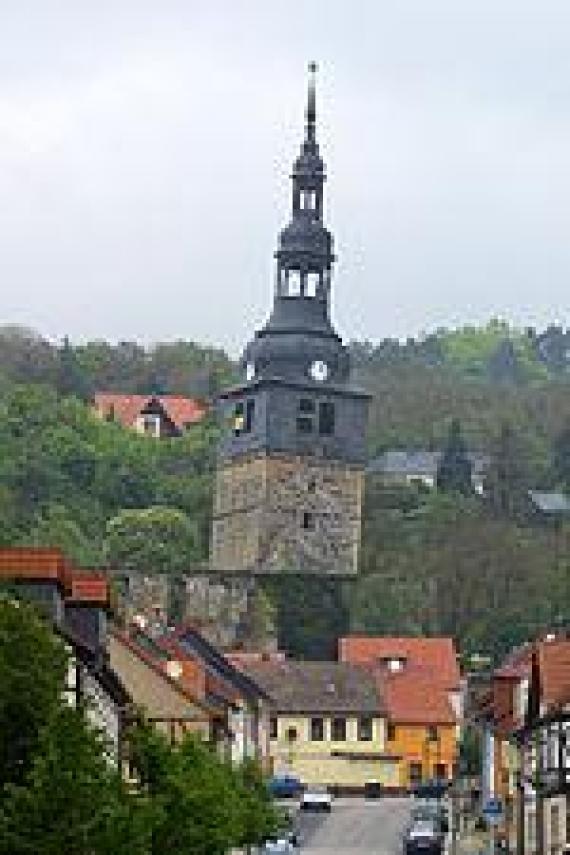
<box><xmin>1</xmin><ymin>1</ymin><xmax>570</xmax><ymax>355</ymax></box>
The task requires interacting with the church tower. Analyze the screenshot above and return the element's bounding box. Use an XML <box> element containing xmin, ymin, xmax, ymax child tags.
<box><xmin>212</xmin><ymin>64</ymin><xmax>369</xmax><ymax>579</ymax></box>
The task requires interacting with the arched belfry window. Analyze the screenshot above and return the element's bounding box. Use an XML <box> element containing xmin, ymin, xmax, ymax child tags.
<box><xmin>300</xmin><ymin>190</ymin><xmax>316</xmax><ymax>211</ymax></box>
<box><xmin>306</xmin><ymin>272</ymin><xmax>319</xmax><ymax>297</ymax></box>
<box><xmin>287</xmin><ymin>270</ymin><xmax>301</xmax><ymax>297</ymax></box>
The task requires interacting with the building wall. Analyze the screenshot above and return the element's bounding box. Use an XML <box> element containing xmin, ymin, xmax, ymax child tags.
<box><xmin>268</xmin><ymin>713</ymin><xmax>399</xmax><ymax>788</ymax></box>
<box><xmin>109</xmin><ymin>635</ymin><xmax>210</xmax><ymax>742</ymax></box>
<box><xmin>385</xmin><ymin>723</ymin><xmax>458</xmax><ymax>786</ymax></box>
<box><xmin>212</xmin><ymin>453</ymin><xmax>364</xmax><ymax>577</ymax></box>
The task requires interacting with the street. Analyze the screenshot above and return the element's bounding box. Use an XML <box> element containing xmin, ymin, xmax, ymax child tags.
<box><xmin>296</xmin><ymin>797</ymin><xmax>410</xmax><ymax>855</ymax></box>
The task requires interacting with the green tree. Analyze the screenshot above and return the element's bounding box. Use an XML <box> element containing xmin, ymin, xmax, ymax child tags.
<box><xmin>485</xmin><ymin>422</ymin><xmax>530</xmax><ymax>518</ymax></box>
<box><xmin>436</xmin><ymin>418</ymin><xmax>473</xmax><ymax>495</ymax></box>
<box><xmin>22</xmin><ymin>503</ymin><xmax>99</xmax><ymax>565</ymax></box>
<box><xmin>0</xmin><ymin>596</ymin><xmax>67</xmax><ymax>790</ymax></box>
<box><xmin>105</xmin><ymin>506</ymin><xmax>200</xmax><ymax>575</ymax></box>
<box><xmin>130</xmin><ymin>727</ymin><xmax>277</xmax><ymax>855</ymax></box>
<box><xmin>0</xmin><ymin>704</ymin><xmax>153</xmax><ymax>855</ymax></box>
<box><xmin>552</xmin><ymin>423</ymin><xmax>570</xmax><ymax>490</ymax></box>
<box><xmin>56</xmin><ymin>336</ymin><xmax>92</xmax><ymax>402</ymax></box>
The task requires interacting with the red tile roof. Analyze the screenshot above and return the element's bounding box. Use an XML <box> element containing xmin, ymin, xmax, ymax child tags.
<box><xmin>0</xmin><ymin>547</ymin><xmax>110</xmax><ymax>607</ymax></box>
<box><xmin>538</xmin><ymin>638</ymin><xmax>570</xmax><ymax>709</ymax></box>
<box><xmin>67</xmin><ymin>573</ymin><xmax>109</xmax><ymax>605</ymax></box>
<box><xmin>94</xmin><ymin>393</ymin><xmax>206</xmax><ymax>431</ymax></box>
<box><xmin>339</xmin><ymin>636</ymin><xmax>461</xmax><ymax>689</ymax></box>
<box><xmin>339</xmin><ymin>636</ymin><xmax>460</xmax><ymax>726</ymax></box>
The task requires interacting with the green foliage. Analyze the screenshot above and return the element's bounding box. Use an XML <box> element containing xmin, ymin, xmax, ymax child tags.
<box><xmin>437</xmin><ymin>419</ymin><xmax>473</xmax><ymax>495</ymax></box>
<box><xmin>353</xmin><ymin>483</ymin><xmax>569</xmax><ymax>659</ymax></box>
<box><xmin>0</xmin><ymin>705</ymin><xmax>153</xmax><ymax>855</ymax></box>
<box><xmin>0</xmin><ymin>599</ymin><xmax>276</xmax><ymax>855</ymax></box>
<box><xmin>130</xmin><ymin>727</ymin><xmax>278</xmax><ymax>855</ymax></box>
<box><xmin>0</xmin><ymin>596</ymin><xmax>68</xmax><ymax>790</ymax></box>
<box><xmin>105</xmin><ymin>506</ymin><xmax>200</xmax><ymax>575</ymax></box>
<box><xmin>0</xmin><ymin>382</ymin><xmax>218</xmax><ymax>564</ymax></box>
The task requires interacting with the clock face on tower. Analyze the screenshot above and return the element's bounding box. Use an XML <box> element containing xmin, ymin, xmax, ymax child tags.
<box><xmin>310</xmin><ymin>360</ymin><xmax>328</xmax><ymax>382</ymax></box>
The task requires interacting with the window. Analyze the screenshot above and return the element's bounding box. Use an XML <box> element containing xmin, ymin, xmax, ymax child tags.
<box><xmin>286</xmin><ymin>726</ymin><xmax>298</xmax><ymax>743</ymax></box>
<box><xmin>245</xmin><ymin>399</ymin><xmax>255</xmax><ymax>433</ymax></box>
<box><xmin>409</xmin><ymin>762</ymin><xmax>423</xmax><ymax>784</ymax></box>
<box><xmin>387</xmin><ymin>723</ymin><xmax>396</xmax><ymax>742</ymax></box>
<box><xmin>297</xmin><ymin>398</ymin><xmax>315</xmax><ymax>434</ymax></box>
<box><xmin>301</xmin><ymin>190</ymin><xmax>316</xmax><ymax>210</ymax></box>
<box><xmin>233</xmin><ymin>400</ymin><xmax>254</xmax><ymax>435</ymax></box>
<box><xmin>435</xmin><ymin>763</ymin><xmax>447</xmax><ymax>781</ymax></box>
<box><xmin>427</xmin><ymin>726</ymin><xmax>439</xmax><ymax>743</ymax></box>
<box><xmin>302</xmin><ymin>511</ymin><xmax>314</xmax><ymax>531</ymax></box>
<box><xmin>233</xmin><ymin>402</ymin><xmax>245</xmax><ymax>435</ymax></box>
<box><xmin>297</xmin><ymin>417</ymin><xmax>313</xmax><ymax>434</ymax></box>
<box><xmin>270</xmin><ymin>717</ymin><xmax>278</xmax><ymax>739</ymax></box>
<box><xmin>311</xmin><ymin>717</ymin><xmax>324</xmax><ymax>741</ymax></box>
<box><xmin>358</xmin><ymin>717</ymin><xmax>373</xmax><ymax>742</ymax></box>
<box><xmin>331</xmin><ymin>717</ymin><xmax>346</xmax><ymax>742</ymax></box>
<box><xmin>318</xmin><ymin>402</ymin><xmax>335</xmax><ymax>436</ymax></box>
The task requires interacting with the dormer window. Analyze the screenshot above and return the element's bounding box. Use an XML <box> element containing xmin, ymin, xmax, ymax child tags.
<box><xmin>382</xmin><ymin>656</ymin><xmax>406</xmax><ymax>673</ymax></box>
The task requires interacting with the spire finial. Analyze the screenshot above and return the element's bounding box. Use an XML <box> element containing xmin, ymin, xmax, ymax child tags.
<box><xmin>306</xmin><ymin>61</ymin><xmax>317</xmax><ymax>142</ymax></box>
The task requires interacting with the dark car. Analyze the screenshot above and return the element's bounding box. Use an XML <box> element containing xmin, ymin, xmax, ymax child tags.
<box><xmin>267</xmin><ymin>774</ymin><xmax>304</xmax><ymax>799</ymax></box>
<box><xmin>412</xmin><ymin>779</ymin><xmax>450</xmax><ymax>800</ymax></box>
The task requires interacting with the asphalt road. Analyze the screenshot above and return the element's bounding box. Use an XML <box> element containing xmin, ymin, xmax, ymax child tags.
<box><xmin>297</xmin><ymin>797</ymin><xmax>410</xmax><ymax>855</ymax></box>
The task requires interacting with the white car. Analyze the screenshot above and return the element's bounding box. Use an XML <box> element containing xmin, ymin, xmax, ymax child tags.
<box><xmin>300</xmin><ymin>785</ymin><xmax>333</xmax><ymax>812</ymax></box>
<box><xmin>261</xmin><ymin>831</ymin><xmax>299</xmax><ymax>853</ymax></box>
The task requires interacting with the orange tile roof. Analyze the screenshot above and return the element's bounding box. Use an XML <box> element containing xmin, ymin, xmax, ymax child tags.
<box><xmin>379</xmin><ymin>665</ymin><xmax>457</xmax><ymax>725</ymax></box>
<box><xmin>94</xmin><ymin>393</ymin><xmax>206</xmax><ymax>430</ymax></box>
<box><xmin>339</xmin><ymin>636</ymin><xmax>461</xmax><ymax>689</ymax></box>
<box><xmin>0</xmin><ymin>547</ymin><xmax>68</xmax><ymax>583</ymax></box>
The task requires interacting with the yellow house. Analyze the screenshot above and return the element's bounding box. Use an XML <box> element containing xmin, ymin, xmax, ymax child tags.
<box><xmin>243</xmin><ymin>660</ymin><xmax>400</xmax><ymax>789</ymax></box>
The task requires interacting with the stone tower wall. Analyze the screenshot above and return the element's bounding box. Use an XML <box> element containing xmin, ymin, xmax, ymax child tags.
<box><xmin>211</xmin><ymin>452</ymin><xmax>364</xmax><ymax>577</ymax></box>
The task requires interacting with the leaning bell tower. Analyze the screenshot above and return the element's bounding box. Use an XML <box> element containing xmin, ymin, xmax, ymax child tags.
<box><xmin>211</xmin><ymin>64</ymin><xmax>370</xmax><ymax>583</ymax></box>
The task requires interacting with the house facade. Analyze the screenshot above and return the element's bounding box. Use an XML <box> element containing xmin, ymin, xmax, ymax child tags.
<box><xmin>339</xmin><ymin>636</ymin><xmax>462</xmax><ymax>788</ymax></box>
<box><xmin>111</xmin><ymin>621</ymin><xmax>271</xmax><ymax>769</ymax></box>
<box><xmin>475</xmin><ymin>637</ymin><xmax>569</xmax><ymax>855</ymax></box>
<box><xmin>0</xmin><ymin>547</ymin><xmax>129</xmax><ymax>764</ymax></box>
<box><xmin>368</xmin><ymin>450</ymin><xmax>490</xmax><ymax>494</ymax></box>
<box><xmin>238</xmin><ymin>659</ymin><xmax>399</xmax><ymax>790</ymax></box>
<box><xmin>94</xmin><ymin>393</ymin><xmax>206</xmax><ymax>438</ymax></box>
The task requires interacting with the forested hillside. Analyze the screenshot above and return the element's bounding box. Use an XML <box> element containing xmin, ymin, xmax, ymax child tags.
<box><xmin>0</xmin><ymin>321</ymin><xmax>568</xmax><ymax>657</ymax></box>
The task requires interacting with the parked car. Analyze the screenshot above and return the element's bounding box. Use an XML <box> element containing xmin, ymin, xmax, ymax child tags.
<box><xmin>412</xmin><ymin>779</ymin><xmax>449</xmax><ymax>800</ymax></box>
<box><xmin>403</xmin><ymin>819</ymin><xmax>445</xmax><ymax>855</ymax></box>
<box><xmin>267</xmin><ymin>773</ymin><xmax>304</xmax><ymax>799</ymax></box>
<box><xmin>411</xmin><ymin>801</ymin><xmax>449</xmax><ymax>834</ymax></box>
<box><xmin>300</xmin><ymin>786</ymin><xmax>333</xmax><ymax>812</ymax></box>
<box><xmin>260</xmin><ymin>830</ymin><xmax>300</xmax><ymax>854</ymax></box>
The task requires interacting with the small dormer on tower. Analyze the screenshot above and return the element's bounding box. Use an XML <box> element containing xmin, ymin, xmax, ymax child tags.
<box><xmin>212</xmin><ymin>64</ymin><xmax>370</xmax><ymax>579</ymax></box>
